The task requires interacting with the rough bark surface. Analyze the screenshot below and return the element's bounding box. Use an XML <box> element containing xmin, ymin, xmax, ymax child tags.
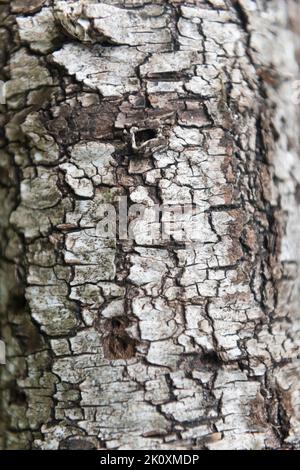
<box><xmin>0</xmin><ymin>0</ymin><xmax>300</xmax><ymax>450</ymax></box>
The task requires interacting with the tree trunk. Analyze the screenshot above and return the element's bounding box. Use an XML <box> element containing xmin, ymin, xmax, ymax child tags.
<box><xmin>1</xmin><ymin>0</ymin><xmax>300</xmax><ymax>450</ymax></box>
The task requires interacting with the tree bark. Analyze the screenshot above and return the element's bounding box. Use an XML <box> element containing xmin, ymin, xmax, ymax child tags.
<box><xmin>1</xmin><ymin>0</ymin><xmax>300</xmax><ymax>450</ymax></box>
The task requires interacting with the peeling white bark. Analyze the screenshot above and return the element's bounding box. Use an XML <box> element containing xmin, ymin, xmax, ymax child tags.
<box><xmin>1</xmin><ymin>0</ymin><xmax>300</xmax><ymax>451</ymax></box>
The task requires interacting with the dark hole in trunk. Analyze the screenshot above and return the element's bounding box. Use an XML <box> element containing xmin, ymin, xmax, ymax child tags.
<box><xmin>104</xmin><ymin>334</ymin><xmax>136</xmax><ymax>360</ymax></box>
<box><xmin>135</xmin><ymin>128</ymin><xmax>157</xmax><ymax>146</ymax></box>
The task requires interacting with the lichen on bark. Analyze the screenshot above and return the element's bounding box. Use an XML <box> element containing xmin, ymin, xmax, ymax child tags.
<box><xmin>0</xmin><ymin>0</ymin><xmax>300</xmax><ymax>450</ymax></box>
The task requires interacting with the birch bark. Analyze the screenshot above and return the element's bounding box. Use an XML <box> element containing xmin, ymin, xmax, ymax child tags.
<box><xmin>0</xmin><ymin>0</ymin><xmax>300</xmax><ymax>450</ymax></box>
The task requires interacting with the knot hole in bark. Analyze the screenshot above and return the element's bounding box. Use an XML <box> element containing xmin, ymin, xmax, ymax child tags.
<box><xmin>130</xmin><ymin>127</ymin><xmax>158</xmax><ymax>150</ymax></box>
<box><xmin>102</xmin><ymin>315</ymin><xmax>137</xmax><ymax>360</ymax></box>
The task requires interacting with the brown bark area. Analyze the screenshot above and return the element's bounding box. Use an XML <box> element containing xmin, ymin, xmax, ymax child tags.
<box><xmin>0</xmin><ymin>0</ymin><xmax>300</xmax><ymax>450</ymax></box>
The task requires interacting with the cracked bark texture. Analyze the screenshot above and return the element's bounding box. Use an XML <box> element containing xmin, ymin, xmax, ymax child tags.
<box><xmin>0</xmin><ymin>0</ymin><xmax>300</xmax><ymax>450</ymax></box>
